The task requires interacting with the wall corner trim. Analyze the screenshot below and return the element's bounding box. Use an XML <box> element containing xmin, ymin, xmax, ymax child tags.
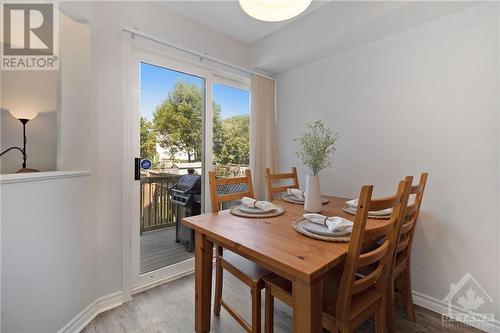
<box><xmin>0</xmin><ymin>170</ymin><xmax>91</xmax><ymax>184</ymax></box>
<box><xmin>57</xmin><ymin>291</ymin><xmax>124</xmax><ymax>333</ymax></box>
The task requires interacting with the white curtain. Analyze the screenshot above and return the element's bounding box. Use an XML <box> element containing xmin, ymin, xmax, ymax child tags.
<box><xmin>250</xmin><ymin>75</ymin><xmax>278</xmax><ymax>200</ymax></box>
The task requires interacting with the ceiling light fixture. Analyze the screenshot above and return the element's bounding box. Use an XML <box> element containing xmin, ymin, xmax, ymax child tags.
<box><xmin>239</xmin><ymin>0</ymin><xmax>312</xmax><ymax>22</ymax></box>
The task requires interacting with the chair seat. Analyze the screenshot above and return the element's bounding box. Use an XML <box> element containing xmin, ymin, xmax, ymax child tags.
<box><xmin>221</xmin><ymin>251</ymin><xmax>271</xmax><ymax>284</ymax></box>
<box><xmin>324</xmin><ymin>287</ymin><xmax>381</xmax><ymax>322</ymax></box>
<box><xmin>264</xmin><ymin>273</ymin><xmax>382</xmax><ymax>322</ymax></box>
<box><xmin>264</xmin><ymin>273</ymin><xmax>291</xmax><ymax>293</ymax></box>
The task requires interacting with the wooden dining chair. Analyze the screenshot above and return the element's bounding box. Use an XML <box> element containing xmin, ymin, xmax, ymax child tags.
<box><xmin>263</xmin><ymin>179</ymin><xmax>411</xmax><ymax>333</ymax></box>
<box><xmin>386</xmin><ymin>172</ymin><xmax>428</xmax><ymax>333</ymax></box>
<box><xmin>208</xmin><ymin>169</ymin><xmax>270</xmax><ymax>333</ymax></box>
<box><xmin>265</xmin><ymin>167</ymin><xmax>299</xmax><ymax>200</ymax></box>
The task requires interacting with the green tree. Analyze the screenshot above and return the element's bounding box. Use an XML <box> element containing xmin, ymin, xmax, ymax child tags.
<box><xmin>154</xmin><ymin>82</ymin><xmax>203</xmax><ymax>162</ymax></box>
<box><xmin>217</xmin><ymin>115</ymin><xmax>249</xmax><ymax>165</ymax></box>
<box><xmin>212</xmin><ymin>102</ymin><xmax>224</xmax><ymax>161</ymax></box>
<box><xmin>140</xmin><ymin>117</ymin><xmax>157</xmax><ymax>162</ymax></box>
<box><xmin>153</xmin><ymin>81</ymin><xmax>249</xmax><ymax>165</ymax></box>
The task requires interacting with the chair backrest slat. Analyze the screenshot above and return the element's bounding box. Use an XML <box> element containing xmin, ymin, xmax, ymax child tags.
<box><xmin>399</xmin><ymin>220</ymin><xmax>414</xmax><ymax>235</ymax></box>
<box><xmin>209</xmin><ymin>169</ymin><xmax>254</xmax><ymax>212</ymax></box>
<box><xmin>396</xmin><ymin>173</ymin><xmax>428</xmax><ymax>258</ymax></box>
<box><xmin>397</xmin><ymin>237</ymin><xmax>411</xmax><ymax>253</ymax></box>
<box><xmin>368</xmin><ymin>195</ymin><xmax>401</xmax><ymax>211</ymax></box>
<box><xmin>265</xmin><ymin>167</ymin><xmax>299</xmax><ymax>200</ymax></box>
<box><xmin>352</xmin><ymin>265</ymin><xmax>384</xmax><ymax>294</ymax></box>
<box><xmin>335</xmin><ymin>179</ymin><xmax>411</xmax><ymax>323</ymax></box>
<box><xmin>358</xmin><ymin>241</ymin><xmax>390</xmax><ymax>267</ymax></box>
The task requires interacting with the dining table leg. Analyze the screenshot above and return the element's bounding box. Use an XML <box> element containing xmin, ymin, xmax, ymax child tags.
<box><xmin>195</xmin><ymin>231</ymin><xmax>213</xmax><ymax>333</ymax></box>
<box><xmin>292</xmin><ymin>277</ymin><xmax>323</xmax><ymax>333</ymax></box>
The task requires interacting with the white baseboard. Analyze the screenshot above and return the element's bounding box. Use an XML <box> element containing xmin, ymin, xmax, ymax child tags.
<box><xmin>57</xmin><ymin>264</ymin><xmax>194</xmax><ymax>333</ymax></box>
<box><xmin>57</xmin><ymin>291</ymin><xmax>123</xmax><ymax>333</ymax></box>
<box><xmin>57</xmin><ymin>261</ymin><xmax>196</xmax><ymax>333</ymax></box>
<box><xmin>413</xmin><ymin>291</ymin><xmax>500</xmax><ymax>333</ymax></box>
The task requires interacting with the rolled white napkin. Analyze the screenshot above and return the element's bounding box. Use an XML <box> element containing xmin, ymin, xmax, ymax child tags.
<box><xmin>346</xmin><ymin>199</ymin><xmax>359</xmax><ymax>208</ymax></box>
<box><xmin>345</xmin><ymin>199</ymin><xmax>392</xmax><ymax>215</ymax></box>
<box><xmin>241</xmin><ymin>197</ymin><xmax>278</xmax><ymax>211</ymax></box>
<box><xmin>287</xmin><ymin>188</ymin><xmax>305</xmax><ymax>200</ymax></box>
<box><xmin>303</xmin><ymin>213</ymin><xmax>353</xmax><ymax>234</ymax></box>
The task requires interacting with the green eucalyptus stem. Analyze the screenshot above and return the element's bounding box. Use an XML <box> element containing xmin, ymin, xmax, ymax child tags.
<box><xmin>294</xmin><ymin>121</ymin><xmax>339</xmax><ymax>175</ymax></box>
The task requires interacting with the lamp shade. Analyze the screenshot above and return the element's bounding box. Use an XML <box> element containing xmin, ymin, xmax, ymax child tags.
<box><xmin>239</xmin><ymin>0</ymin><xmax>312</xmax><ymax>22</ymax></box>
<box><xmin>9</xmin><ymin>109</ymin><xmax>38</xmax><ymax>120</ymax></box>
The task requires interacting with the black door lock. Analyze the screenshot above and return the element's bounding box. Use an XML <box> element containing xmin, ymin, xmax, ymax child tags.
<box><xmin>134</xmin><ymin>158</ymin><xmax>140</xmax><ymax>180</ymax></box>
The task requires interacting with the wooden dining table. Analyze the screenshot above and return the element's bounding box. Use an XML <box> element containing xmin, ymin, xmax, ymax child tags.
<box><xmin>182</xmin><ymin>196</ymin><xmax>393</xmax><ymax>333</ymax></box>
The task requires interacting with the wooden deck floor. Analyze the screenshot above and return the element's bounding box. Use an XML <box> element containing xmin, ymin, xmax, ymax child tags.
<box><xmin>140</xmin><ymin>226</ymin><xmax>194</xmax><ymax>274</ymax></box>
<box><xmin>83</xmin><ymin>272</ymin><xmax>482</xmax><ymax>333</ymax></box>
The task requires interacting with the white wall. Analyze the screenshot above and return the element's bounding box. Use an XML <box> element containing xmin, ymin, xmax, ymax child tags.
<box><xmin>58</xmin><ymin>14</ymin><xmax>93</xmax><ymax>171</ymax></box>
<box><xmin>59</xmin><ymin>0</ymin><xmax>251</xmax><ymax>303</ymax></box>
<box><xmin>0</xmin><ymin>70</ymin><xmax>58</xmax><ymax>173</ymax></box>
<box><xmin>275</xmin><ymin>2</ymin><xmax>500</xmax><ymax>319</ymax></box>
<box><xmin>1</xmin><ymin>172</ymin><xmax>96</xmax><ymax>333</ymax></box>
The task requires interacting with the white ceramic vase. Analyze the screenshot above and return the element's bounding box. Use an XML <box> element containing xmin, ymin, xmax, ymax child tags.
<box><xmin>304</xmin><ymin>175</ymin><xmax>322</xmax><ymax>213</ymax></box>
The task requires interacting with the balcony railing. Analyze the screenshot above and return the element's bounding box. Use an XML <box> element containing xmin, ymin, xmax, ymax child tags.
<box><xmin>140</xmin><ymin>164</ymin><xmax>249</xmax><ymax>234</ymax></box>
<box><xmin>140</xmin><ymin>174</ymin><xmax>180</xmax><ymax>234</ymax></box>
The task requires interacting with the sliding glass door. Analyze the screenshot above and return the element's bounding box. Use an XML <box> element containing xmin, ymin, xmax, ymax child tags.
<box><xmin>130</xmin><ymin>49</ymin><xmax>250</xmax><ymax>289</ymax></box>
<box><xmin>138</xmin><ymin>62</ymin><xmax>204</xmax><ymax>276</ymax></box>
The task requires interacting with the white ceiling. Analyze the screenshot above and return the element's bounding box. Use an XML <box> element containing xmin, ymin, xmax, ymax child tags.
<box><xmin>158</xmin><ymin>1</ymin><xmax>328</xmax><ymax>44</ymax></box>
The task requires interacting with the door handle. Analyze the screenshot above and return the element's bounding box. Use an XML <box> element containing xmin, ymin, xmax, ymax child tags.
<box><xmin>134</xmin><ymin>158</ymin><xmax>140</xmax><ymax>180</ymax></box>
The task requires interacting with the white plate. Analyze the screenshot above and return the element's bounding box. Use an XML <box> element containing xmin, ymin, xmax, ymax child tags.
<box><xmin>238</xmin><ymin>206</ymin><xmax>276</xmax><ymax>214</ymax></box>
<box><xmin>302</xmin><ymin>221</ymin><xmax>351</xmax><ymax>237</ymax></box>
<box><xmin>285</xmin><ymin>195</ymin><xmax>330</xmax><ymax>204</ymax></box>
<box><xmin>344</xmin><ymin>206</ymin><xmax>392</xmax><ymax>216</ymax></box>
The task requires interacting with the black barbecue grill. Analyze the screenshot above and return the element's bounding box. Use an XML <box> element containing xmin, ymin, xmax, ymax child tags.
<box><xmin>170</xmin><ymin>174</ymin><xmax>201</xmax><ymax>252</ymax></box>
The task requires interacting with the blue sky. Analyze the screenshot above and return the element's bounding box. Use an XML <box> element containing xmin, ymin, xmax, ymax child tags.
<box><xmin>212</xmin><ymin>83</ymin><xmax>249</xmax><ymax>119</ymax></box>
<box><xmin>140</xmin><ymin>62</ymin><xmax>249</xmax><ymax>121</ymax></box>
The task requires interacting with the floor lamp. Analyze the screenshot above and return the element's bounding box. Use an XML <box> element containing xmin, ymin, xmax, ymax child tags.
<box><xmin>0</xmin><ymin>110</ymin><xmax>40</xmax><ymax>173</ymax></box>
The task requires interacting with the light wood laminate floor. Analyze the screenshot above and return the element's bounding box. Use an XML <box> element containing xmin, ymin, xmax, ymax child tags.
<box><xmin>83</xmin><ymin>271</ymin><xmax>482</xmax><ymax>333</ymax></box>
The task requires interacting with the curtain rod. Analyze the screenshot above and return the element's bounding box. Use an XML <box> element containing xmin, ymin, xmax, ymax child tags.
<box><xmin>123</xmin><ymin>26</ymin><xmax>275</xmax><ymax>81</ymax></box>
